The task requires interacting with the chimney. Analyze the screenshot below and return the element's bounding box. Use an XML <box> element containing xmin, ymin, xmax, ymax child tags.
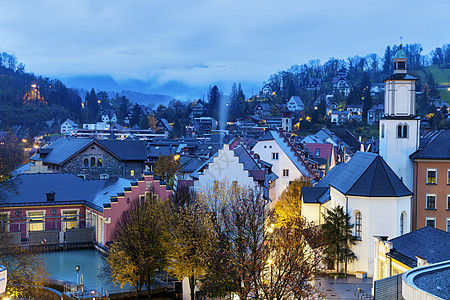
<box><xmin>46</xmin><ymin>191</ymin><xmax>55</xmax><ymax>201</ymax></box>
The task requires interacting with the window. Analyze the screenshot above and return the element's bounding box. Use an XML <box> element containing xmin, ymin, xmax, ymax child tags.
<box><xmin>426</xmin><ymin>194</ymin><xmax>436</xmax><ymax>210</ymax></box>
<box><xmin>381</xmin><ymin>124</ymin><xmax>385</xmax><ymax>138</ymax></box>
<box><xmin>62</xmin><ymin>210</ymin><xmax>78</xmax><ymax>231</ymax></box>
<box><xmin>100</xmin><ymin>174</ymin><xmax>109</xmax><ymax>180</ymax></box>
<box><xmin>400</xmin><ymin>213</ymin><xmax>404</xmax><ymax>235</ymax></box>
<box><xmin>315</xmin><ymin>148</ymin><xmax>320</xmax><ymax>156</ymax></box>
<box><xmin>355</xmin><ymin>212</ymin><xmax>362</xmax><ymax>240</ymax></box>
<box><xmin>272</xmin><ymin>152</ymin><xmax>279</xmax><ymax>160</ymax></box>
<box><xmin>28</xmin><ymin>211</ymin><xmax>44</xmax><ymax>231</ymax></box>
<box><xmin>140</xmin><ymin>195</ymin><xmax>145</xmax><ymax>205</ymax></box>
<box><xmin>84</xmin><ymin>158</ymin><xmax>89</xmax><ymax>167</ymax></box>
<box><xmin>97</xmin><ymin>158</ymin><xmax>103</xmax><ymax>167</ymax></box>
<box><xmin>448</xmin><ymin>195</ymin><xmax>450</xmax><ymax>210</ymax></box>
<box><xmin>447</xmin><ymin>218</ymin><xmax>450</xmax><ymax>233</ymax></box>
<box><xmin>90</xmin><ymin>157</ymin><xmax>96</xmax><ymax>167</ymax></box>
<box><xmin>130</xmin><ymin>169</ymin><xmax>135</xmax><ymax>176</ymax></box>
<box><xmin>426</xmin><ymin>217</ymin><xmax>436</xmax><ymax>228</ymax></box>
<box><xmin>282</xmin><ymin>169</ymin><xmax>289</xmax><ymax>177</ymax></box>
<box><xmin>0</xmin><ymin>213</ymin><xmax>9</xmax><ymax>233</ymax></box>
<box><xmin>427</xmin><ymin>169</ymin><xmax>436</xmax><ymax>184</ymax></box>
<box><xmin>397</xmin><ymin>124</ymin><xmax>408</xmax><ymax>138</ymax></box>
<box><xmin>447</xmin><ymin>169</ymin><xmax>450</xmax><ymax>185</ymax></box>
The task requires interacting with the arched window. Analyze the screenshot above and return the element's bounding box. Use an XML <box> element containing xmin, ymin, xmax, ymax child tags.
<box><xmin>83</xmin><ymin>158</ymin><xmax>89</xmax><ymax>167</ymax></box>
<box><xmin>397</xmin><ymin>124</ymin><xmax>408</xmax><ymax>138</ymax></box>
<box><xmin>97</xmin><ymin>158</ymin><xmax>103</xmax><ymax>167</ymax></box>
<box><xmin>90</xmin><ymin>157</ymin><xmax>96</xmax><ymax>167</ymax></box>
<box><xmin>400</xmin><ymin>213</ymin><xmax>404</xmax><ymax>235</ymax></box>
<box><xmin>397</xmin><ymin>124</ymin><xmax>402</xmax><ymax>138</ymax></box>
<box><xmin>355</xmin><ymin>212</ymin><xmax>362</xmax><ymax>240</ymax></box>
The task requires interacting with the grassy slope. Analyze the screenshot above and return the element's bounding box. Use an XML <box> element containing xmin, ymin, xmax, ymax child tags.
<box><xmin>419</xmin><ymin>66</ymin><xmax>450</xmax><ymax>104</ymax></box>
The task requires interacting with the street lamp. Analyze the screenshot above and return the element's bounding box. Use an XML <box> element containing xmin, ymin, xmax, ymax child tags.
<box><xmin>76</xmin><ymin>265</ymin><xmax>80</xmax><ymax>290</ymax></box>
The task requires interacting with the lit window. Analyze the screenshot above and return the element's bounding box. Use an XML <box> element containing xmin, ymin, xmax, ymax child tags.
<box><xmin>272</xmin><ymin>152</ymin><xmax>279</xmax><ymax>160</ymax></box>
<box><xmin>62</xmin><ymin>210</ymin><xmax>78</xmax><ymax>232</ymax></box>
<box><xmin>84</xmin><ymin>158</ymin><xmax>89</xmax><ymax>167</ymax></box>
<box><xmin>97</xmin><ymin>158</ymin><xmax>103</xmax><ymax>167</ymax></box>
<box><xmin>315</xmin><ymin>148</ymin><xmax>320</xmax><ymax>156</ymax></box>
<box><xmin>355</xmin><ymin>212</ymin><xmax>362</xmax><ymax>240</ymax></box>
<box><xmin>426</xmin><ymin>194</ymin><xmax>436</xmax><ymax>210</ymax></box>
<box><xmin>427</xmin><ymin>169</ymin><xmax>436</xmax><ymax>184</ymax></box>
<box><xmin>90</xmin><ymin>157</ymin><xmax>96</xmax><ymax>167</ymax></box>
<box><xmin>426</xmin><ymin>218</ymin><xmax>436</xmax><ymax>228</ymax></box>
<box><xmin>130</xmin><ymin>169</ymin><xmax>135</xmax><ymax>176</ymax></box>
<box><xmin>282</xmin><ymin>169</ymin><xmax>289</xmax><ymax>177</ymax></box>
<box><xmin>28</xmin><ymin>211</ymin><xmax>44</xmax><ymax>231</ymax></box>
<box><xmin>100</xmin><ymin>174</ymin><xmax>109</xmax><ymax>180</ymax></box>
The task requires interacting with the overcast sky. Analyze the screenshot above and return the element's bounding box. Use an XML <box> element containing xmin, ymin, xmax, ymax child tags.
<box><xmin>1</xmin><ymin>0</ymin><xmax>449</xmax><ymax>96</ymax></box>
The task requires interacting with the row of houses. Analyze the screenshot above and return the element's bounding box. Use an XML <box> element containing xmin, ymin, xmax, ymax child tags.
<box><xmin>0</xmin><ymin>49</ymin><xmax>448</xmax><ymax>297</ymax></box>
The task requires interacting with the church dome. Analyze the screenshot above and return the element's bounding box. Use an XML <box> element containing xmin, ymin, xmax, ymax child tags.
<box><xmin>394</xmin><ymin>48</ymin><xmax>407</xmax><ymax>59</ymax></box>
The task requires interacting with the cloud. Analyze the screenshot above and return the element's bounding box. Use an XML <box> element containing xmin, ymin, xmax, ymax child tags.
<box><xmin>1</xmin><ymin>0</ymin><xmax>449</xmax><ymax>97</ymax></box>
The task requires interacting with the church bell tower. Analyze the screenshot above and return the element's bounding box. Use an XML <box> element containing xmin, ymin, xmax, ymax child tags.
<box><xmin>379</xmin><ymin>46</ymin><xmax>420</xmax><ymax>191</ymax></box>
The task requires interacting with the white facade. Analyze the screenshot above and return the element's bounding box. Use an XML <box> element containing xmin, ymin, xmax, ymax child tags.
<box><xmin>287</xmin><ymin>96</ymin><xmax>305</xmax><ymax>112</ymax></box>
<box><xmin>193</xmin><ymin>144</ymin><xmax>257</xmax><ymax>191</ymax></box>
<box><xmin>379</xmin><ymin>53</ymin><xmax>419</xmax><ymax>192</ymax></box>
<box><xmin>325</xmin><ymin>187</ymin><xmax>411</xmax><ymax>277</ymax></box>
<box><xmin>384</xmin><ymin>80</ymin><xmax>415</xmax><ymax>117</ymax></box>
<box><xmin>252</xmin><ymin>133</ymin><xmax>312</xmax><ymax>200</ymax></box>
<box><xmin>60</xmin><ymin>119</ymin><xmax>79</xmax><ymax>134</ymax></box>
<box><xmin>379</xmin><ymin>118</ymin><xmax>420</xmax><ymax>191</ymax></box>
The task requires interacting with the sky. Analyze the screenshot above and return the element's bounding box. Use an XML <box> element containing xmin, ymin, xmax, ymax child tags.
<box><xmin>1</xmin><ymin>0</ymin><xmax>450</xmax><ymax>98</ymax></box>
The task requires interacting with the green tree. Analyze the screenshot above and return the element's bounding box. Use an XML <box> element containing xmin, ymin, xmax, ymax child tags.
<box><xmin>0</xmin><ymin>132</ymin><xmax>27</xmax><ymax>182</ymax></box>
<box><xmin>208</xmin><ymin>85</ymin><xmax>220</xmax><ymax>119</ymax></box>
<box><xmin>164</xmin><ymin>186</ymin><xmax>215</xmax><ymax>300</ymax></box>
<box><xmin>153</xmin><ymin>154</ymin><xmax>181</xmax><ymax>184</ymax></box>
<box><xmin>106</xmin><ymin>197</ymin><xmax>167</xmax><ymax>299</ymax></box>
<box><xmin>0</xmin><ymin>233</ymin><xmax>49</xmax><ymax>298</ymax></box>
<box><xmin>273</xmin><ymin>178</ymin><xmax>311</xmax><ymax>228</ymax></box>
<box><xmin>321</xmin><ymin>205</ymin><xmax>357</xmax><ymax>275</ymax></box>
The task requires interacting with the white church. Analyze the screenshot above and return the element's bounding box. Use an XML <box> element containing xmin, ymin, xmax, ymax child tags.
<box><xmin>302</xmin><ymin>46</ymin><xmax>420</xmax><ymax>277</ymax></box>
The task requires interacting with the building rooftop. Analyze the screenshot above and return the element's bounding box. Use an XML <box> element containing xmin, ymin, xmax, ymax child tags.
<box><xmin>315</xmin><ymin>151</ymin><xmax>411</xmax><ymax>197</ymax></box>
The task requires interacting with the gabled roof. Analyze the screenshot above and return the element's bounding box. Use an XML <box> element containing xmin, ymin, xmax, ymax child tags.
<box><xmin>368</xmin><ymin>104</ymin><xmax>384</xmax><ymax>112</ymax></box>
<box><xmin>388</xmin><ymin>227</ymin><xmax>450</xmax><ymax>267</ymax></box>
<box><xmin>410</xmin><ymin>129</ymin><xmax>450</xmax><ymax>160</ymax></box>
<box><xmin>32</xmin><ymin>138</ymin><xmax>147</xmax><ymax>165</ymax></box>
<box><xmin>288</xmin><ymin>96</ymin><xmax>304</xmax><ymax>106</ymax></box>
<box><xmin>316</xmin><ymin>151</ymin><xmax>411</xmax><ymax>197</ymax></box>
<box><xmin>97</xmin><ymin>140</ymin><xmax>147</xmax><ymax>160</ymax></box>
<box><xmin>302</xmin><ymin>186</ymin><xmax>329</xmax><ymax>204</ymax></box>
<box><xmin>255</xmin><ymin>103</ymin><xmax>271</xmax><ymax>111</ymax></box>
<box><xmin>304</xmin><ymin>143</ymin><xmax>334</xmax><ymax>161</ymax></box>
<box><xmin>258</xmin><ymin>131</ymin><xmax>317</xmax><ymax>178</ymax></box>
<box><xmin>157</xmin><ymin>118</ymin><xmax>173</xmax><ymax>131</ymax></box>
<box><xmin>64</xmin><ymin>118</ymin><xmax>79</xmax><ymax>127</ymax></box>
<box><xmin>32</xmin><ymin>138</ymin><xmax>92</xmax><ymax>164</ymax></box>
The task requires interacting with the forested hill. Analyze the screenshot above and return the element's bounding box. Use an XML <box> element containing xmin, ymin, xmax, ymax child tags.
<box><xmin>0</xmin><ymin>52</ymin><xmax>82</xmax><ymax>137</ymax></box>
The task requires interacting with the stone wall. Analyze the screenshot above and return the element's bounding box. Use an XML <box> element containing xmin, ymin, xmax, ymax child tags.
<box><xmin>61</xmin><ymin>146</ymin><xmax>125</xmax><ymax>180</ymax></box>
